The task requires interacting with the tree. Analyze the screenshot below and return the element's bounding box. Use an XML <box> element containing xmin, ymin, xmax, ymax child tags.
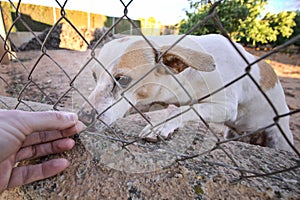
<box><xmin>179</xmin><ymin>0</ymin><xmax>247</xmax><ymax>35</ymax></box>
<box><xmin>289</xmin><ymin>10</ymin><xmax>300</xmax><ymax>46</ymax></box>
<box><xmin>239</xmin><ymin>10</ymin><xmax>296</xmax><ymax>45</ymax></box>
<box><xmin>179</xmin><ymin>0</ymin><xmax>297</xmax><ymax>46</ymax></box>
<box><xmin>271</xmin><ymin>10</ymin><xmax>300</xmax><ymax>46</ymax></box>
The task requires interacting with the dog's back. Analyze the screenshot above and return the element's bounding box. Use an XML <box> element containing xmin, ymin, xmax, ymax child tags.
<box><xmin>189</xmin><ymin>34</ymin><xmax>293</xmax><ymax>151</ymax></box>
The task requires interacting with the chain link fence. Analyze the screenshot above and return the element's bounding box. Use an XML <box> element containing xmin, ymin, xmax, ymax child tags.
<box><xmin>0</xmin><ymin>0</ymin><xmax>299</xmax><ymax>183</ymax></box>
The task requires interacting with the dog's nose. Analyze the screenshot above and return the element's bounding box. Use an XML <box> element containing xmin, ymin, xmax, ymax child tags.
<box><xmin>78</xmin><ymin>107</ymin><xmax>97</xmax><ymax>127</ymax></box>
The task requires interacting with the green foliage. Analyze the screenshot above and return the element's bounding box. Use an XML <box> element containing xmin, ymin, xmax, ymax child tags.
<box><xmin>273</xmin><ymin>11</ymin><xmax>300</xmax><ymax>46</ymax></box>
<box><xmin>179</xmin><ymin>6</ymin><xmax>213</xmax><ymax>35</ymax></box>
<box><xmin>291</xmin><ymin>11</ymin><xmax>300</xmax><ymax>46</ymax></box>
<box><xmin>265</xmin><ymin>11</ymin><xmax>296</xmax><ymax>38</ymax></box>
<box><xmin>179</xmin><ymin>0</ymin><xmax>298</xmax><ymax>46</ymax></box>
<box><xmin>240</xmin><ymin>11</ymin><xmax>296</xmax><ymax>45</ymax></box>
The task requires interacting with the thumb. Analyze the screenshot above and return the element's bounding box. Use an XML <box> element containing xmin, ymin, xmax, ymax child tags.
<box><xmin>14</xmin><ymin>110</ymin><xmax>78</xmax><ymax>134</ymax></box>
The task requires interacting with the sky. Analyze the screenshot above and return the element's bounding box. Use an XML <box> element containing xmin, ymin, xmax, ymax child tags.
<box><xmin>5</xmin><ymin>0</ymin><xmax>300</xmax><ymax>25</ymax></box>
<box><xmin>264</xmin><ymin>0</ymin><xmax>300</xmax><ymax>13</ymax></box>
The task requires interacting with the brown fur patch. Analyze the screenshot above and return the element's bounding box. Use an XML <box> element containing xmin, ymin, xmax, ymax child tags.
<box><xmin>258</xmin><ymin>60</ymin><xmax>278</xmax><ymax>91</ymax></box>
<box><xmin>135</xmin><ymin>86</ymin><xmax>150</xmax><ymax>100</ymax></box>
<box><xmin>115</xmin><ymin>40</ymin><xmax>153</xmax><ymax>71</ymax></box>
<box><xmin>136</xmin><ymin>91</ymin><xmax>149</xmax><ymax>99</ymax></box>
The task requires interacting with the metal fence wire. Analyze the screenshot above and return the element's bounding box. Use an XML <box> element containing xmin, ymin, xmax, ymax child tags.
<box><xmin>0</xmin><ymin>0</ymin><xmax>300</xmax><ymax>182</ymax></box>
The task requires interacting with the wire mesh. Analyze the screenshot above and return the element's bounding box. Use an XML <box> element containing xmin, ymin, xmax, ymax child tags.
<box><xmin>0</xmin><ymin>0</ymin><xmax>299</xmax><ymax>182</ymax></box>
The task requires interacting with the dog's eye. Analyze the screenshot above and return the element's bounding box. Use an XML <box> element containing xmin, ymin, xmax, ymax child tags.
<box><xmin>115</xmin><ymin>75</ymin><xmax>132</xmax><ymax>88</ymax></box>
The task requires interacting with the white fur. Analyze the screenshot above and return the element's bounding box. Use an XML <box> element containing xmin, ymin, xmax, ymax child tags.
<box><xmin>79</xmin><ymin>34</ymin><xmax>294</xmax><ymax>152</ymax></box>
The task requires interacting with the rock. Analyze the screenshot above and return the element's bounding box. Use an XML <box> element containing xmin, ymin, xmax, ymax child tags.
<box><xmin>89</xmin><ymin>27</ymin><xmax>120</xmax><ymax>49</ymax></box>
<box><xmin>0</xmin><ymin>96</ymin><xmax>299</xmax><ymax>199</ymax></box>
<box><xmin>19</xmin><ymin>24</ymin><xmax>62</xmax><ymax>51</ymax></box>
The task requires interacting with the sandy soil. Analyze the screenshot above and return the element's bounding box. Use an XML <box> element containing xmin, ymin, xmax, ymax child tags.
<box><xmin>0</xmin><ymin>48</ymin><xmax>299</xmax><ymax>151</ymax></box>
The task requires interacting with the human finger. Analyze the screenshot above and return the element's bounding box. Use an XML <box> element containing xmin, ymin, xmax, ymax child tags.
<box><xmin>22</xmin><ymin>121</ymin><xmax>84</xmax><ymax>147</ymax></box>
<box><xmin>12</xmin><ymin>110</ymin><xmax>79</xmax><ymax>135</ymax></box>
<box><xmin>16</xmin><ymin>138</ymin><xmax>75</xmax><ymax>162</ymax></box>
<box><xmin>0</xmin><ymin>156</ymin><xmax>14</xmax><ymax>193</ymax></box>
<box><xmin>7</xmin><ymin>158</ymin><xmax>70</xmax><ymax>189</ymax></box>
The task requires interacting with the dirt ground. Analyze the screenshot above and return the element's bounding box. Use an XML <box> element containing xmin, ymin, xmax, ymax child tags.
<box><xmin>0</xmin><ymin>47</ymin><xmax>299</xmax><ymax>152</ymax></box>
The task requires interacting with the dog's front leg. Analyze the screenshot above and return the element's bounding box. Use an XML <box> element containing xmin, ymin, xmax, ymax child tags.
<box><xmin>139</xmin><ymin>102</ymin><xmax>237</xmax><ymax>141</ymax></box>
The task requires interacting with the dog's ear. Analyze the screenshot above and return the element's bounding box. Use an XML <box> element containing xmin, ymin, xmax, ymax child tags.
<box><xmin>158</xmin><ymin>45</ymin><xmax>216</xmax><ymax>74</ymax></box>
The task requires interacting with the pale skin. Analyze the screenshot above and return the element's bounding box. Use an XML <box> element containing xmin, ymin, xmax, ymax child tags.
<box><xmin>0</xmin><ymin>110</ymin><xmax>84</xmax><ymax>193</ymax></box>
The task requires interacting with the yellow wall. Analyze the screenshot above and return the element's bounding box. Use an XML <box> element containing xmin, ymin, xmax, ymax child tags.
<box><xmin>0</xmin><ymin>2</ymin><xmax>177</xmax><ymax>35</ymax></box>
<box><xmin>1</xmin><ymin>2</ymin><xmax>106</xmax><ymax>32</ymax></box>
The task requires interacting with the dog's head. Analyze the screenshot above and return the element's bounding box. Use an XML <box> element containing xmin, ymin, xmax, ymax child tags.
<box><xmin>78</xmin><ymin>35</ymin><xmax>216</xmax><ymax>128</ymax></box>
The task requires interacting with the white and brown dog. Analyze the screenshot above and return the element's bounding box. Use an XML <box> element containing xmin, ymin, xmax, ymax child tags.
<box><xmin>79</xmin><ymin>34</ymin><xmax>294</xmax><ymax>152</ymax></box>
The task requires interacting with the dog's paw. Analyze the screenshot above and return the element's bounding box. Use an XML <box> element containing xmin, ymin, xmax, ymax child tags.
<box><xmin>139</xmin><ymin>125</ymin><xmax>159</xmax><ymax>142</ymax></box>
<box><xmin>139</xmin><ymin>122</ymin><xmax>181</xmax><ymax>142</ymax></box>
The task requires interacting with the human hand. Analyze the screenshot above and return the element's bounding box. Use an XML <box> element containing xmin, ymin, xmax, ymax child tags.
<box><xmin>0</xmin><ymin>110</ymin><xmax>84</xmax><ymax>193</ymax></box>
